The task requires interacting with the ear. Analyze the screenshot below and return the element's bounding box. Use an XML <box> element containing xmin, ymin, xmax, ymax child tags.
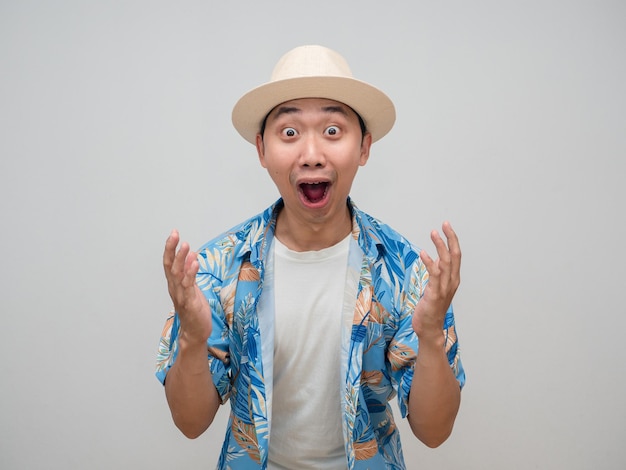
<box><xmin>358</xmin><ymin>132</ymin><xmax>372</xmax><ymax>166</ymax></box>
<box><xmin>255</xmin><ymin>134</ymin><xmax>267</xmax><ymax>168</ymax></box>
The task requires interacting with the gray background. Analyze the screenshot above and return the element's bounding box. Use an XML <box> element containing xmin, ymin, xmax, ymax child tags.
<box><xmin>1</xmin><ymin>1</ymin><xmax>625</xmax><ymax>468</ymax></box>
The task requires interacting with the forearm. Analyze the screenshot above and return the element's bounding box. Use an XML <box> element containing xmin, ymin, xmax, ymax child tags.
<box><xmin>407</xmin><ymin>334</ymin><xmax>461</xmax><ymax>448</ymax></box>
<box><xmin>165</xmin><ymin>333</ymin><xmax>221</xmax><ymax>439</ymax></box>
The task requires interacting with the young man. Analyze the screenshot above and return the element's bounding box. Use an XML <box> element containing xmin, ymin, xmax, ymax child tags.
<box><xmin>156</xmin><ymin>45</ymin><xmax>465</xmax><ymax>470</ymax></box>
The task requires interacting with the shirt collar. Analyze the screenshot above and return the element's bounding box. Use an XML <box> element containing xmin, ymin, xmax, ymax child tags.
<box><xmin>247</xmin><ymin>197</ymin><xmax>383</xmax><ymax>268</ymax></box>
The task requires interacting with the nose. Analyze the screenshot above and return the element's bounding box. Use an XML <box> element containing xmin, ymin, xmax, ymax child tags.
<box><xmin>300</xmin><ymin>134</ymin><xmax>326</xmax><ymax>167</ymax></box>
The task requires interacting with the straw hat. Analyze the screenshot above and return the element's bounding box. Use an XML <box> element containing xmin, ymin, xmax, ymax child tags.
<box><xmin>231</xmin><ymin>45</ymin><xmax>396</xmax><ymax>145</ymax></box>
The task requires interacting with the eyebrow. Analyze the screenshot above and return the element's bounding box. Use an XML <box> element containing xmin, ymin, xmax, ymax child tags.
<box><xmin>271</xmin><ymin>104</ymin><xmax>351</xmax><ymax>121</ymax></box>
<box><xmin>271</xmin><ymin>106</ymin><xmax>301</xmax><ymax>119</ymax></box>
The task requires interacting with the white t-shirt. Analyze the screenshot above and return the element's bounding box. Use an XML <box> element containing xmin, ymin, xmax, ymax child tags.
<box><xmin>268</xmin><ymin>234</ymin><xmax>351</xmax><ymax>470</ymax></box>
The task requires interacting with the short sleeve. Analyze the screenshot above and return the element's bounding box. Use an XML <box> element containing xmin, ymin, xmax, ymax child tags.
<box><xmin>155</xmin><ymin>310</ymin><xmax>178</xmax><ymax>385</ymax></box>
<box><xmin>205</xmin><ymin>296</ymin><xmax>232</xmax><ymax>403</ymax></box>
<box><xmin>154</xmin><ymin>297</ymin><xmax>233</xmax><ymax>404</ymax></box>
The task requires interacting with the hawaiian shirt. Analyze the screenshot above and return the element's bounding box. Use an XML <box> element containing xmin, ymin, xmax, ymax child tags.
<box><xmin>156</xmin><ymin>199</ymin><xmax>465</xmax><ymax>469</ymax></box>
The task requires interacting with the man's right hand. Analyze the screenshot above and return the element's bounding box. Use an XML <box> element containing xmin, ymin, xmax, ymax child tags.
<box><xmin>162</xmin><ymin>230</ymin><xmax>220</xmax><ymax>438</ymax></box>
<box><xmin>163</xmin><ymin>229</ymin><xmax>213</xmax><ymax>345</ymax></box>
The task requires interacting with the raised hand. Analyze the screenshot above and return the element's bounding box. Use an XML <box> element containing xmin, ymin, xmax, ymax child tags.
<box><xmin>163</xmin><ymin>229</ymin><xmax>213</xmax><ymax>345</ymax></box>
<box><xmin>412</xmin><ymin>221</ymin><xmax>461</xmax><ymax>341</ymax></box>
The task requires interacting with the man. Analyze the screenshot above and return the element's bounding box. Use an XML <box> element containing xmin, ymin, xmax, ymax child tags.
<box><xmin>156</xmin><ymin>45</ymin><xmax>465</xmax><ymax>470</ymax></box>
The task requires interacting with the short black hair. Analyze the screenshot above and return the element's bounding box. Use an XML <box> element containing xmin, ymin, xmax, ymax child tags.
<box><xmin>259</xmin><ymin>107</ymin><xmax>368</xmax><ymax>141</ymax></box>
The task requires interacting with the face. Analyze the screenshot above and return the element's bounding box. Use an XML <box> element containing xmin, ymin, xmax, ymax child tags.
<box><xmin>256</xmin><ymin>98</ymin><xmax>372</xmax><ymax>228</ymax></box>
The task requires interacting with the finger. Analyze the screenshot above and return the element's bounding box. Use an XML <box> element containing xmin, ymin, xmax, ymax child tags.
<box><xmin>420</xmin><ymin>249</ymin><xmax>447</xmax><ymax>303</ymax></box>
<box><xmin>181</xmin><ymin>251</ymin><xmax>200</xmax><ymax>290</ymax></box>
<box><xmin>163</xmin><ymin>229</ymin><xmax>180</xmax><ymax>277</ymax></box>
<box><xmin>442</xmin><ymin>221</ymin><xmax>462</xmax><ymax>283</ymax></box>
<box><xmin>171</xmin><ymin>241</ymin><xmax>190</xmax><ymax>279</ymax></box>
<box><xmin>430</xmin><ymin>229</ymin><xmax>451</xmax><ymax>266</ymax></box>
<box><xmin>419</xmin><ymin>248</ymin><xmax>438</xmax><ymax>277</ymax></box>
<box><xmin>178</xmin><ymin>254</ymin><xmax>201</xmax><ymax>315</ymax></box>
<box><xmin>442</xmin><ymin>222</ymin><xmax>460</xmax><ymax>255</ymax></box>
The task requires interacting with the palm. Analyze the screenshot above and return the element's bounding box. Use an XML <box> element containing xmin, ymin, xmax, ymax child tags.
<box><xmin>412</xmin><ymin>222</ymin><xmax>461</xmax><ymax>339</ymax></box>
<box><xmin>163</xmin><ymin>230</ymin><xmax>213</xmax><ymax>343</ymax></box>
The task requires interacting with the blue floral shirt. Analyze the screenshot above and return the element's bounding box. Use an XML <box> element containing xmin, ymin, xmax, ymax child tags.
<box><xmin>156</xmin><ymin>199</ymin><xmax>465</xmax><ymax>469</ymax></box>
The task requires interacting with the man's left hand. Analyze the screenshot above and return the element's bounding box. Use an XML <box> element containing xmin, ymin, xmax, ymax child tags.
<box><xmin>412</xmin><ymin>221</ymin><xmax>461</xmax><ymax>342</ymax></box>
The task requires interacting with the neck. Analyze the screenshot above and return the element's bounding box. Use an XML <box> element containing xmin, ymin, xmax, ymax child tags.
<box><xmin>274</xmin><ymin>203</ymin><xmax>352</xmax><ymax>252</ymax></box>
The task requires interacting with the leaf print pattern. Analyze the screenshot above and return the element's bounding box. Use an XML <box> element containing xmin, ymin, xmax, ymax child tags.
<box><xmin>232</xmin><ymin>415</ymin><xmax>261</xmax><ymax>464</ymax></box>
<box><xmin>155</xmin><ymin>314</ymin><xmax>175</xmax><ymax>374</ymax></box>
<box><xmin>354</xmin><ymin>437</ymin><xmax>378</xmax><ymax>460</ymax></box>
<box><xmin>238</xmin><ymin>261</ymin><xmax>260</xmax><ymax>281</ymax></box>
<box><xmin>387</xmin><ymin>339</ymin><xmax>416</xmax><ymax>371</ymax></box>
<box><xmin>219</xmin><ymin>282</ymin><xmax>236</xmax><ymax>329</ymax></box>
<box><xmin>368</xmin><ymin>298</ymin><xmax>386</xmax><ymax>324</ymax></box>
<box><xmin>378</xmin><ymin>407</ymin><xmax>397</xmax><ymax>439</ymax></box>
<box><xmin>361</xmin><ymin>370</ymin><xmax>383</xmax><ymax>386</ymax></box>
<box><xmin>445</xmin><ymin>324</ymin><xmax>457</xmax><ymax>354</ymax></box>
<box><xmin>353</xmin><ymin>285</ymin><xmax>372</xmax><ymax>326</ymax></box>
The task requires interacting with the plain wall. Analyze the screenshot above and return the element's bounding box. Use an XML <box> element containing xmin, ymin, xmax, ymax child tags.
<box><xmin>1</xmin><ymin>1</ymin><xmax>625</xmax><ymax>468</ymax></box>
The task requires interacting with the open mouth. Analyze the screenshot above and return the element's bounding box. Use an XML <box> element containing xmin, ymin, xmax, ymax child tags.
<box><xmin>299</xmin><ymin>182</ymin><xmax>329</xmax><ymax>203</ymax></box>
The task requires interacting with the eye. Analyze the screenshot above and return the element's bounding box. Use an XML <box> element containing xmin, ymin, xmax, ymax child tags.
<box><xmin>281</xmin><ymin>127</ymin><xmax>297</xmax><ymax>137</ymax></box>
<box><xmin>325</xmin><ymin>126</ymin><xmax>339</xmax><ymax>136</ymax></box>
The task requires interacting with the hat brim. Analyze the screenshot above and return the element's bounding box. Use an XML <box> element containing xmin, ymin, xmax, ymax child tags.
<box><xmin>231</xmin><ymin>76</ymin><xmax>395</xmax><ymax>145</ymax></box>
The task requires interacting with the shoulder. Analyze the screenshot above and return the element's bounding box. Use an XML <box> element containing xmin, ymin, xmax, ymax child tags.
<box><xmin>199</xmin><ymin>203</ymin><xmax>277</xmax><ymax>252</ymax></box>
<box><xmin>351</xmin><ymin>202</ymin><xmax>425</xmax><ymax>317</ymax></box>
<box><xmin>351</xmin><ymin>202</ymin><xmax>421</xmax><ymax>268</ymax></box>
<box><xmin>195</xmin><ymin>201</ymin><xmax>279</xmax><ymax>279</ymax></box>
